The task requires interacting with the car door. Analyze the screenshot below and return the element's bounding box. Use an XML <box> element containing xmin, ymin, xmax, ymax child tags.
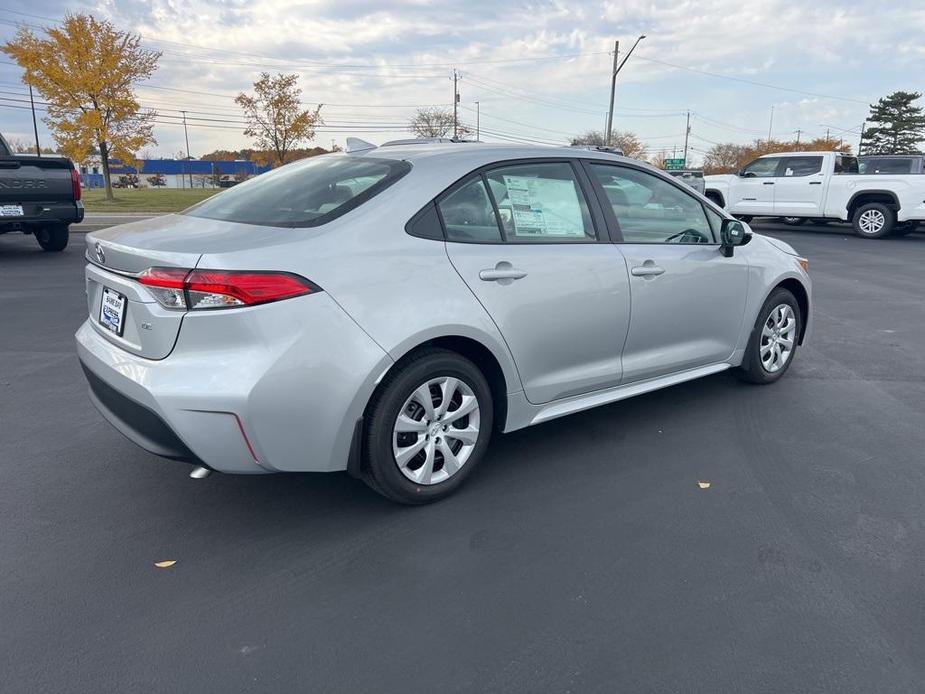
<box><xmin>773</xmin><ymin>155</ymin><xmax>825</xmax><ymax>216</ymax></box>
<box><xmin>441</xmin><ymin>160</ymin><xmax>631</xmax><ymax>405</ymax></box>
<box><xmin>728</xmin><ymin>156</ymin><xmax>783</xmax><ymax>215</ymax></box>
<box><xmin>584</xmin><ymin>161</ymin><xmax>749</xmax><ymax>383</ymax></box>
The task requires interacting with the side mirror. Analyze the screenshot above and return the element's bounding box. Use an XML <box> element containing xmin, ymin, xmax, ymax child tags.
<box><xmin>720</xmin><ymin>218</ymin><xmax>748</xmax><ymax>257</ymax></box>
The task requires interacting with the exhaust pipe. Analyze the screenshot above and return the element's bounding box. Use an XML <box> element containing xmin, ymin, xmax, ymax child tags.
<box><xmin>189</xmin><ymin>466</ymin><xmax>212</xmax><ymax>480</ymax></box>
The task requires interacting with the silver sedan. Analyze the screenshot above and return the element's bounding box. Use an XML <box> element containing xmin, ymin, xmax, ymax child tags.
<box><xmin>76</xmin><ymin>143</ymin><xmax>811</xmax><ymax>504</ymax></box>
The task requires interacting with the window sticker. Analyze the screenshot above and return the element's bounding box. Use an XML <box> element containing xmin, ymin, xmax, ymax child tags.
<box><xmin>501</xmin><ymin>175</ymin><xmax>585</xmax><ymax>237</ymax></box>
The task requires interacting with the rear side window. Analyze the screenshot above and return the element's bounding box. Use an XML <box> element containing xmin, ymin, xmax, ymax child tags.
<box><xmin>859</xmin><ymin>158</ymin><xmax>913</xmax><ymax>174</ymax></box>
<box><xmin>438</xmin><ymin>178</ymin><xmax>503</xmax><ymax>243</ymax></box>
<box><xmin>782</xmin><ymin>156</ymin><xmax>823</xmax><ymax>177</ymax></box>
<box><xmin>183</xmin><ymin>155</ymin><xmax>410</xmax><ymax>227</ymax></box>
<box><xmin>484</xmin><ymin>162</ymin><xmax>596</xmax><ymax>242</ymax></box>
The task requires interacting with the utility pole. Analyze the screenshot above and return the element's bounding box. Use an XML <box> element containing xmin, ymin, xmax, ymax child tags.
<box><xmin>794</xmin><ymin>129</ymin><xmax>802</xmax><ymax>145</ymax></box>
<box><xmin>452</xmin><ymin>70</ymin><xmax>459</xmax><ymax>139</ymax></box>
<box><xmin>682</xmin><ymin>110</ymin><xmax>691</xmax><ymax>163</ymax></box>
<box><xmin>767</xmin><ymin>106</ymin><xmax>774</xmax><ymax>146</ymax></box>
<box><xmin>605</xmin><ymin>35</ymin><xmax>646</xmax><ymax>146</ymax></box>
<box><xmin>28</xmin><ymin>85</ymin><xmax>41</xmax><ymax>156</ymax></box>
<box><xmin>181</xmin><ymin>110</ymin><xmax>193</xmax><ymax>188</ymax></box>
<box><xmin>858</xmin><ymin>121</ymin><xmax>866</xmax><ymax>155</ymax></box>
<box><xmin>474</xmin><ymin>101</ymin><xmax>480</xmax><ymax>141</ymax></box>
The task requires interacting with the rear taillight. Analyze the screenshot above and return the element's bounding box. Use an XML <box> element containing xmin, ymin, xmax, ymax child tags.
<box><xmin>138</xmin><ymin>268</ymin><xmax>319</xmax><ymax>310</ymax></box>
<box><xmin>70</xmin><ymin>168</ymin><xmax>82</xmax><ymax>201</ymax></box>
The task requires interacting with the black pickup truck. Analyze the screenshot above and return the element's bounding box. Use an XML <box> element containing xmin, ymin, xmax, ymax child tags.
<box><xmin>0</xmin><ymin>133</ymin><xmax>83</xmax><ymax>251</ymax></box>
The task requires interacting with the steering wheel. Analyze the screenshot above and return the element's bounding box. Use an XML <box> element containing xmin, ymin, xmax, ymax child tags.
<box><xmin>664</xmin><ymin>228</ymin><xmax>710</xmax><ymax>244</ymax></box>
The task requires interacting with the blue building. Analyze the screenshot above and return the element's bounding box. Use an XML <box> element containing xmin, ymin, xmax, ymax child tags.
<box><xmin>79</xmin><ymin>158</ymin><xmax>272</xmax><ymax>189</ymax></box>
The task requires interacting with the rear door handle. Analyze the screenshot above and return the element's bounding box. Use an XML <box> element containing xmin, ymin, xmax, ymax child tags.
<box><xmin>479</xmin><ymin>261</ymin><xmax>527</xmax><ymax>282</ymax></box>
<box><xmin>809</xmin><ymin>181</ymin><xmax>822</xmax><ymax>185</ymax></box>
<box><xmin>762</xmin><ymin>181</ymin><xmax>775</xmax><ymax>185</ymax></box>
<box><xmin>631</xmin><ymin>263</ymin><xmax>665</xmax><ymax>277</ymax></box>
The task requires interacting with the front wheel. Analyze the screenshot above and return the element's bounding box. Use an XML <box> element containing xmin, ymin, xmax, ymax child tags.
<box><xmin>781</xmin><ymin>217</ymin><xmax>805</xmax><ymax>226</ymax></box>
<box><xmin>35</xmin><ymin>224</ymin><xmax>69</xmax><ymax>252</ymax></box>
<box><xmin>852</xmin><ymin>203</ymin><xmax>894</xmax><ymax>239</ymax></box>
<box><xmin>737</xmin><ymin>288</ymin><xmax>802</xmax><ymax>385</ymax></box>
<box><xmin>361</xmin><ymin>348</ymin><xmax>493</xmax><ymax>504</ymax></box>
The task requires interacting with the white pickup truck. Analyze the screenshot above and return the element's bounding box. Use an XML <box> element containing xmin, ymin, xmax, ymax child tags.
<box><xmin>704</xmin><ymin>151</ymin><xmax>925</xmax><ymax>238</ymax></box>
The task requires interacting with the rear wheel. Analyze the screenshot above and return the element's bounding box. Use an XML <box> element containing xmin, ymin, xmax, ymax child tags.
<box><xmin>852</xmin><ymin>202</ymin><xmax>894</xmax><ymax>239</ymax></box>
<box><xmin>782</xmin><ymin>217</ymin><xmax>805</xmax><ymax>226</ymax></box>
<box><xmin>737</xmin><ymin>288</ymin><xmax>802</xmax><ymax>385</ymax></box>
<box><xmin>35</xmin><ymin>224</ymin><xmax>69</xmax><ymax>252</ymax></box>
<box><xmin>361</xmin><ymin>348</ymin><xmax>493</xmax><ymax>504</ymax></box>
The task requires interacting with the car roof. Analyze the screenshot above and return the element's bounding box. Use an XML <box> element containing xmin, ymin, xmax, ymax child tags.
<box><xmin>360</xmin><ymin>142</ymin><xmax>643</xmax><ymax>169</ymax></box>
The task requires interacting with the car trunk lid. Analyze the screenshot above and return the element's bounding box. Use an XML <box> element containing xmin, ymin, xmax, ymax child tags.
<box><xmin>83</xmin><ymin>214</ymin><xmax>300</xmax><ymax>359</ymax></box>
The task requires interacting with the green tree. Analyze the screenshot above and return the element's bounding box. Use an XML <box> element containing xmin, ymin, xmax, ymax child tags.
<box><xmin>860</xmin><ymin>91</ymin><xmax>925</xmax><ymax>155</ymax></box>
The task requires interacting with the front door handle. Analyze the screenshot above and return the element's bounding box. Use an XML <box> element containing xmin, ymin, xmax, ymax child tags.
<box><xmin>479</xmin><ymin>261</ymin><xmax>527</xmax><ymax>283</ymax></box>
<box><xmin>809</xmin><ymin>181</ymin><xmax>822</xmax><ymax>185</ymax></box>
<box><xmin>631</xmin><ymin>262</ymin><xmax>666</xmax><ymax>277</ymax></box>
<box><xmin>762</xmin><ymin>181</ymin><xmax>775</xmax><ymax>185</ymax></box>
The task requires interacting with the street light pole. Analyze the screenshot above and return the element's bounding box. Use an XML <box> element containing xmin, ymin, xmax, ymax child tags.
<box><xmin>28</xmin><ymin>85</ymin><xmax>41</xmax><ymax>156</ymax></box>
<box><xmin>475</xmin><ymin>101</ymin><xmax>480</xmax><ymax>141</ymax></box>
<box><xmin>605</xmin><ymin>35</ymin><xmax>646</xmax><ymax>146</ymax></box>
<box><xmin>181</xmin><ymin>110</ymin><xmax>193</xmax><ymax>188</ymax></box>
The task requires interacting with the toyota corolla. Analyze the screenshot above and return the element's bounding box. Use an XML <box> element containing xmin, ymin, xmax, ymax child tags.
<box><xmin>76</xmin><ymin>142</ymin><xmax>811</xmax><ymax>504</ymax></box>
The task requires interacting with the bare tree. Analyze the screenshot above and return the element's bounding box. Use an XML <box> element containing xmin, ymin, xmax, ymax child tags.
<box><xmin>408</xmin><ymin>107</ymin><xmax>470</xmax><ymax>139</ymax></box>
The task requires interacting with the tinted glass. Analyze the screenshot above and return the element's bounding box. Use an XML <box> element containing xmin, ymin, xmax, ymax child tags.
<box><xmin>859</xmin><ymin>158</ymin><xmax>914</xmax><ymax>174</ymax></box>
<box><xmin>183</xmin><ymin>155</ymin><xmax>410</xmax><ymax>227</ymax></box>
<box><xmin>782</xmin><ymin>156</ymin><xmax>823</xmax><ymax>177</ymax></box>
<box><xmin>483</xmin><ymin>162</ymin><xmax>595</xmax><ymax>242</ymax></box>
<box><xmin>590</xmin><ymin>164</ymin><xmax>714</xmax><ymax>244</ymax></box>
<box><xmin>741</xmin><ymin>157</ymin><xmax>781</xmax><ymax>177</ymax></box>
<box><xmin>438</xmin><ymin>177</ymin><xmax>502</xmax><ymax>243</ymax></box>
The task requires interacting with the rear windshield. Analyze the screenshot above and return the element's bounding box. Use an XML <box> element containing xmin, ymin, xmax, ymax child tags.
<box><xmin>183</xmin><ymin>155</ymin><xmax>410</xmax><ymax>227</ymax></box>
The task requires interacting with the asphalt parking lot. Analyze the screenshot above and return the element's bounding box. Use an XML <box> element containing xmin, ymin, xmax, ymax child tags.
<box><xmin>2</xmin><ymin>222</ymin><xmax>925</xmax><ymax>693</ymax></box>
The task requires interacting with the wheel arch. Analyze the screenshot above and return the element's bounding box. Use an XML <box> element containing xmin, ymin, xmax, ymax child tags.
<box><xmin>705</xmin><ymin>189</ymin><xmax>725</xmax><ymax>208</ymax></box>
<box><xmin>847</xmin><ymin>190</ymin><xmax>900</xmax><ymax>218</ymax></box>
<box><xmin>771</xmin><ymin>278</ymin><xmax>810</xmax><ymax>345</ymax></box>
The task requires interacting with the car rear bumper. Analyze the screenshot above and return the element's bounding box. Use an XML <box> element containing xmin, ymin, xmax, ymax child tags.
<box><xmin>75</xmin><ymin>292</ymin><xmax>393</xmax><ymax>474</ymax></box>
<box><xmin>0</xmin><ymin>201</ymin><xmax>83</xmax><ymax>230</ymax></box>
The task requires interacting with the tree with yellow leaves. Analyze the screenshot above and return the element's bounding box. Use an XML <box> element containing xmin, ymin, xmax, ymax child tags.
<box><xmin>235</xmin><ymin>73</ymin><xmax>323</xmax><ymax>167</ymax></box>
<box><xmin>2</xmin><ymin>14</ymin><xmax>160</xmax><ymax>201</ymax></box>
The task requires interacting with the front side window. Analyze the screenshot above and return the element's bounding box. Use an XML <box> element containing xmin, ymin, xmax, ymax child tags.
<box><xmin>740</xmin><ymin>157</ymin><xmax>781</xmax><ymax>178</ymax></box>
<box><xmin>183</xmin><ymin>155</ymin><xmax>410</xmax><ymax>227</ymax></box>
<box><xmin>589</xmin><ymin>164</ymin><xmax>715</xmax><ymax>244</ymax></box>
<box><xmin>484</xmin><ymin>162</ymin><xmax>596</xmax><ymax>242</ymax></box>
<box><xmin>782</xmin><ymin>156</ymin><xmax>823</xmax><ymax>177</ymax></box>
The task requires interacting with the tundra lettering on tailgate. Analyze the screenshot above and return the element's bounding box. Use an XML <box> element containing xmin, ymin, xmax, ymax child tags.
<box><xmin>0</xmin><ymin>179</ymin><xmax>48</xmax><ymax>189</ymax></box>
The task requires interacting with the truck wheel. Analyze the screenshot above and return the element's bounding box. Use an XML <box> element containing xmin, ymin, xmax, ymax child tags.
<box><xmin>782</xmin><ymin>217</ymin><xmax>805</xmax><ymax>226</ymax></box>
<box><xmin>852</xmin><ymin>203</ymin><xmax>894</xmax><ymax>239</ymax></box>
<box><xmin>35</xmin><ymin>224</ymin><xmax>69</xmax><ymax>252</ymax></box>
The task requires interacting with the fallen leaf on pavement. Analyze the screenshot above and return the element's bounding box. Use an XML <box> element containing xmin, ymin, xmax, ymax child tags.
<box><xmin>154</xmin><ymin>560</ymin><xmax>177</xmax><ymax>568</ymax></box>
<box><xmin>697</xmin><ymin>481</ymin><xmax>711</xmax><ymax>489</ymax></box>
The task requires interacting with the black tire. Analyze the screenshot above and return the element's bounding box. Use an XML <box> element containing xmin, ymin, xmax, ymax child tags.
<box><xmin>361</xmin><ymin>348</ymin><xmax>494</xmax><ymax>504</ymax></box>
<box><xmin>893</xmin><ymin>221</ymin><xmax>919</xmax><ymax>236</ymax></box>
<box><xmin>736</xmin><ymin>288</ymin><xmax>802</xmax><ymax>385</ymax></box>
<box><xmin>35</xmin><ymin>224</ymin><xmax>69</xmax><ymax>252</ymax></box>
<box><xmin>851</xmin><ymin>202</ymin><xmax>894</xmax><ymax>239</ymax></box>
<box><xmin>781</xmin><ymin>217</ymin><xmax>806</xmax><ymax>226</ymax></box>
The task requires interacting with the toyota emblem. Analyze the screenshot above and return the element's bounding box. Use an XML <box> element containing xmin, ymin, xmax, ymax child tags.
<box><xmin>95</xmin><ymin>241</ymin><xmax>105</xmax><ymax>264</ymax></box>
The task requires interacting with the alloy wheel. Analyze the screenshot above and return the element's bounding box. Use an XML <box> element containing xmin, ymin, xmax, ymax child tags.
<box><xmin>760</xmin><ymin>304</ymin><xmax>796</xmax><ymax>373</ymax></box>
<box><xmin>858</xmin><ymin>209</ymin><xmax>886</xmax><ymax>235</ymax></box>
<box><xmin>392</xmin><ymin>376</ymin><xmax>481</xmax><ymax>485</ymax></box>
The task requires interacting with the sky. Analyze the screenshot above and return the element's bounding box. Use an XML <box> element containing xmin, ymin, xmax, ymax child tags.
<box><xmin>1</xmin><ymin>0</ymin><xmax>923</xmax><ymax>165</ymax></box>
